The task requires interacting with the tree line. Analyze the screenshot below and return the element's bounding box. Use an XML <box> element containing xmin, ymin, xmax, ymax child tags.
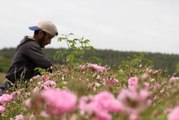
<box><xmin>0</xmin><ymin>48</ymin><xmax>179</xmax><ymax>75</ymax></box>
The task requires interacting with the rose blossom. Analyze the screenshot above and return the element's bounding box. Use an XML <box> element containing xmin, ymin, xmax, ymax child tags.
<box><xmin>15</xmin><ymin>114</ymin><xmax>24</xmax><ymax>120</ymax></box>
<box><xmin>42</xmin><ymin>75</ymin><xmax>49</xmax><ymax>81</ymax></box>
<box><xmin>42</xmin><ymin>80</ymin><xmax>56</xmax><ymax>89</ymax></box>
<box><xmin>168</xmin><ymin>106</ymin><xmax>179</xmax><ymax>120</ymax></box>
<box><xmin>103</xmin><ymin>78</ymin><xmax>118</xmax><ymax>88</ymax></box>
<box><xmin>80</xmin><ymin>65</ymin><xmax>87</xmax><ymax>71</ymax></box>
<box><xmin>170</xmin><ymin>76</ymin><xmax>179</xmax><ymax>82</ymax></box>
<box><xmin>0</xmin><ymin>94</ymin><xmax>13</xmax><ymax>105</ymax></box>
<box><xmin>128</xmin><ymin>77</ymin><xmax>139</xmax><ymax>90</ymax></box>
<box><xmin>25</xmin><ymin>98</ymin><xmax>32</xmax><ymax>109</ymax></box>
<box><xmin>88</xmin><ymin>64</ymin><xmax>106</xmax><ymax>72</ymax></box>
<box><xmin>79</xmin><ymin>91</ymin><xmax>123</xmax><ymax>120</ymax></box>
<box><xmin>41</xmin><ymin>88</ymin><xmax>77</xmax><ymax>116</ymax></box>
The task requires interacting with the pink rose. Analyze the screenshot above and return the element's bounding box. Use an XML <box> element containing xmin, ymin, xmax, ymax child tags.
<box><xmin>103</xmin><ymin>78</ymin><xmax>118</xmax><ymax>88</ymax></box>
<box><xmin>42</xmin><ymin>75</ymin><xmax>49</xmax><ymax>81</ymax></box>
<box><xmin>25</xmin><ymin>98</ymin><xmax>32</xmax><ymax>109</ymax></box>
<box><xmin>128</xmin><ymin>77</ymin><xmax>139</xmax><ymax>90</ymax></box>
<box><xmin>0</xmin><ymin>94</ymin><xmax>13</xmax><ymax>105</ymax></box>
<box><xmin>153</xmin><ymin>83</ymin><xmax>161</xmax><ymax>90</ymax></box>
<box><xmin>143</xmin><ymin>82</ymin><xmax>150</xmax><ymax>90</ymax></box>
<box><xmin>168</xmin><ymin>106</ymin><xmax>179</xmax><ymax>120</ymax></box>
<box><xmin>80</xmin><ymin>65</ymin><xmax>87</xmax><ymax>71</ymax></box>
<box><xmin>79</xmin><ymin>96</ymin><xmax>93</xmax><ymax>115</ymax></box>
<box><xmin>0</xmin><ymin>105</ymin><xmax>5</xmax><ymax>114</ymax></box>
<box><xmin>117</xmin><ymin>88</ymin><xmax>151</xmax><ymax>118</ymax></box>
<box><xmin>79</xmin><ymin>91</ymin><xmax>123</xmax><ymax>120</ymax></box>
<box><xmin>42</xmin><ymin>80</ymin><xmax>56</xmax><ymax>89</ymax></box>
<box><xmin>41</xmin><ymin>88</ymin><xmax>77</xmax><ymax>116</ymax></box>
<box><xmin>88</xmin><ymin>64</ymin><xmax>106</xmax><ymax>72</ymax></box>
<box><xmin>92</xmin><ymin>82</ymin><xmax>101</xmax><ymax>91</ymax></box>
<box><xmin>170</xmin><ymin>76</ymin><xmax>179</xmax><ymax>82</ymax></box>
<box><xmin>15</xmin><ymin>114</ymin><xmax>24</xmax><ymax>120</ymax></box>
<box><xmin>93</xmin><ymin>91</ymin><xmax>123</xmax><ymax>112</ymax></box>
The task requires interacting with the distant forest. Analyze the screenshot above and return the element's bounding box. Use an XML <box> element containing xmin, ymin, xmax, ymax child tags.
<box><xmin>0</xmin><ymin>48</ymin><xmax>179</xmax><ymax>75</ymax></box>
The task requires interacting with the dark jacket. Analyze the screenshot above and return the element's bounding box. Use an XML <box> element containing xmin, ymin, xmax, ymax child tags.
<box><xmin>6</xmin><ymin>36</ymin><xmax>52</xmax><ymax>83</ymax></box>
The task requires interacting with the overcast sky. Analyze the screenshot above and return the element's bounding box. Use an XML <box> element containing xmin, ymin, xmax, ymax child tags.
<box><xmin>0</xmin><ymin>0</ymin><xmax>179</xmax><ymax>54</ymax></box>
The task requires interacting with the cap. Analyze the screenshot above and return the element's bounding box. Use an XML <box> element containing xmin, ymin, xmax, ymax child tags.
<box><xmin>29</xmin><ymin>20</ymin><xmax>58</xmax><ymax>36</ymax></box>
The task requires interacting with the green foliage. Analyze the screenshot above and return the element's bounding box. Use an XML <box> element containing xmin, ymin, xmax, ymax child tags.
<box><xmin>119</xmin><ymin>53</ymin><xmax>153</xmax><ymax>77</ymax></box>
<box><xmin>0</xmin><ymin>48</ymin><xmax>14</xmax><ymax>73</ymax></box>
<box><xmin>3</xmin><ymin>100</ymin><xmax>24</xmax><ymax>119</ymax></box>
<box><xmin>175</xmin><ymin>63</ymin><xmax>179</xmax><ymax>74</ymax></box>
<box><xmin>120</xmin><ymin>53</ymin><xmax>153</xmax><ymax>69</ymax></box>
<box><xmin>0</xmin><ymin>48</ymin><xmax>15</xmax><ymax>59</ymax></box>
<box><xmin>35</xmin><ymin>67</ymin><xmax>47</xmax><ymax>75</ymax></box>
<box><xmin>0</xmin><ymin>73</ymin><xmax>5</xmax><ymax>83</ymax></box>
<box><xmin>0</xmin><ymin>55</ymin><xmax>11</xmax><ymax>72</ymax></box>
<box><xmin>54</xmin><ymin>33</ymin><xmax>97</xmax><ymax>66</ymax></box>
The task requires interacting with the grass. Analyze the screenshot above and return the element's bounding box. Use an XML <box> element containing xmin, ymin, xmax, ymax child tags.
<box><xmin>0</xmin><ymin>72</ymin><xmax>5</xmax><ymax>84</ymax></box>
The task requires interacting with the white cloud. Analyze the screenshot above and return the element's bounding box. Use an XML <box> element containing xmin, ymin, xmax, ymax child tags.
<box><xmin>0</xmin><ymin>0</ymin><xmax>179</xmax><ymax>54</ymax></box>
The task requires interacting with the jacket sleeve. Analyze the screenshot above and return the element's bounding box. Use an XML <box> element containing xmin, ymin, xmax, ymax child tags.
<box><xmin>22</xmin><ymin>42</ymin><xmax>52</xmax><ymax>69</ymax></box>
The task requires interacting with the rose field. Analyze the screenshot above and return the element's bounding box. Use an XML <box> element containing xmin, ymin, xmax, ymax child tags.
<box><xmin>0</xmin><ymin>55</ymin><xmax>179</xmax><ymax>120</ymax></box>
